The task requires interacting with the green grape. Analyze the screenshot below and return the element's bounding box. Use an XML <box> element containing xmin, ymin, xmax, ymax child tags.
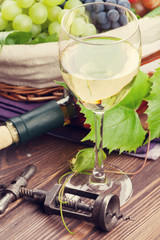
<box><xmin>1</xmin><ymin>0</ymin><xmax>16</xmax><ymax>13</ymax></box>
<box><xmin>31</xmin><ymin>23</ymin><xmax>41</xmax><ymax>38</ymax></box>
<box><xmin>82</xmin><ymin>23</ymin><xmax>97</xmax><ymax>37</ymax></box>
<box><xmin>48</xmin><ymin>6</ymin><xmax>61</xmax><ymax>22</ymax></box>
<box><xmin>64</xmin><ymin>0</ymin><xmax>82</xmax><ymax>9</ymax></box>
<box><xmin>57</xmin><ymin>9</ymin><xmax>69</xmax><ymax>23</ymax></box>
<box><xmin>1</xmin><ymin>0</ymin><xmax>16</xmax><ymax>8</ymax></box>
<box><xmin>0</xmin><ymin>12</ymin><xmax>8</xmax><ymax>31</ymax></box>
<box><xmin>16</xmin><ymin>0</ymin><xmax>34</xmax><ymax>8</ymax></box>
<box><xmin>70</xmin><ymin>18</ymin><xmax>87</xmax><ymax>36</ymax></box>
<box><xmin>64</xmin><ymin>0</ymin><xmax>85</xmax><ymax>16</ymax></box>
<box><xmin>43</xmin><ymin>0</ymin><xmax>64</xmax><ymax>7</ymax></box>
<box><xmin>12</xmin><ymin>14</ymin><xmax>32</xmax><ymax>32</ymax></box>
<box><xmin>1</xmin><ymin>1</ymin><xmax>22</xmax><ymax>21</ymax></box>
<box><xmin>48</xmin><ymin>21</ymin><xmax>61</xmax><ymax>36</ymax></box>
<box><xmin>29</xmin><ymin>3</ymin><xmax>48</xmax><ymax>25</ymax></box>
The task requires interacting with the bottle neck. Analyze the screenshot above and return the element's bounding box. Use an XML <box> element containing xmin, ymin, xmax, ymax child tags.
<box><xmin>9</xmin><ymin>99</ymin><xmax>66</xmax><ymax>144</ymax></box>
<box><xmin>57</xmin><ymin>95</ymin><xmax>76</xmax><ymax>126</ymax></box>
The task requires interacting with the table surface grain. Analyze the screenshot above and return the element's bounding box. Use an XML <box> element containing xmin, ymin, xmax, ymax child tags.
<box><xmin>0</xmin><ymin>132</ymin><xmax>160</xmax><ymax>240</ymax></box>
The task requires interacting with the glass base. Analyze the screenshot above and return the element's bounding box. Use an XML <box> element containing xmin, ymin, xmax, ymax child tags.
<box><xmin>65</xmin><ymin>165</ymin><xmax>132</xmax><ymax>207</ymax></box>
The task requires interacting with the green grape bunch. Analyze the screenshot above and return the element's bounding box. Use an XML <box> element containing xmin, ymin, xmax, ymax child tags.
<box><xmin>0</xmin><ymin>0</ymin><xmax>92</xmax><ymax>42</ymax></box>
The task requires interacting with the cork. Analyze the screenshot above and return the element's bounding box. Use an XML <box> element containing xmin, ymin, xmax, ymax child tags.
<box><xmin>0</xmin><ymin>126</ymin><xmax>13</xmax><ymax>150</ymax></box>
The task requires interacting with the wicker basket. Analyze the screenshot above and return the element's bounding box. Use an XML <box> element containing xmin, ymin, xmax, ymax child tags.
<box><xmin>0</xmin><ymin>42</ymin><xmax>65</xmax><ymax>102</ymax></box>
<box><xmin>0</xmin><ymin>82</ymin><xmax>64</xmax><ymax>102</ymax></box>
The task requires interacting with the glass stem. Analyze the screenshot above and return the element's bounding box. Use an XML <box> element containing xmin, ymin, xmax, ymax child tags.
<box><xmin>91</xmin><ymin>112</ymin><xmax>106</xmax><ymax>183</ymax></box>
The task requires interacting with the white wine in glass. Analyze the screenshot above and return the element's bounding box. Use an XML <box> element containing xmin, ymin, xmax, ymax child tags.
<box><xmin>58</xmin><ymin>2</ymin><xmax>141</xmax><ymax>206</ymax></box>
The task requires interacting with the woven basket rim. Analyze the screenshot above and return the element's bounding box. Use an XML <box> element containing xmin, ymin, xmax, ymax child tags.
<box><xmin>0</xmin><ymin>82</ymin><xmax>64</xmax><ymax>102</ymax></box>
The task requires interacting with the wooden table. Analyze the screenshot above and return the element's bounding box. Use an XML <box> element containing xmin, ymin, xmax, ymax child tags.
<box><xmin>0</xmin><ymin>131</ymin><xmax>160</xmax><ymax>240</ymax></box>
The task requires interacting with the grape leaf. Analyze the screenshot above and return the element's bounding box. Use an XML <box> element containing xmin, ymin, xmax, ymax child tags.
<box><xmin>30</xmin><ymin>33</ymin><xmax>58</xmax><ymax>44</ymax></box>
<box><xmin>145</xmin><ymin>67</ymin><xmax>160</xmax><ymax>141</ymax></box>
<box><xmin>0</xmin><ymin>31</ymin><xmax>58</xmax><ymax>45</ymax></box>
<box><xmin>102</xmin><ymin>106</ymin><xmax>145</xmax><ymax>153</ymax></box>
<box><xmin>54</xmin><ymin>80</ymin><xmax>69</xmax><ymax>90</ymax></box>
<box><xmin>4</xmin><ymin>31</ymin><xmax>32</xmax><ymax>44</ymax></box>
<box><xmin>147</xmin><ymin>66</ymin><xmax>160</xmax><ymax>95</ymax></box>
<box><xmin>78</xmin><ymin>102</ymin><xmax>95</xmax><ymax>139</ymax></box>
<box><xmin>80</xmin><ymin>71</ymin><xmax>151</xmax><ymax>153</ymax></box>
<box><xmin>71</xmin><ymin>148</ymin><xmax>95</xmax><ymax>172</ymax></box>
<box><xmin>71</xmin><ymin>148</ymin><xmax>106</xmax><ymax>173</ymax></box>
<box><xmin>145</xmin><ymin>7</ymin><xmax>160</xmax><ymax>17</ymax></box>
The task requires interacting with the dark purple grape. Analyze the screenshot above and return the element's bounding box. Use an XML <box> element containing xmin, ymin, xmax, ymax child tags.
<box><xmin>82</xmin><ymin>0</ymin><xmax>131</xmax><ymax>31</ymax></box>
<box><xmin>90</xmin><ymin>11</ymin><xmax>97</xmax><ymax>22</ymax></box>
<box><xmin>93</xmin><ymin>0</ymin><xmax>105</xmax><ymax>13</ymax></box>
<box><xmin>105</xmin><ymin>0</ymin><xmax>117</xmax><ymax>10</ymax></box>
<box><xmin>111</xmin><ymin>21</ymin><xmax>121</xmax><ymax>29</ymax></box>
<box><xmin>107</xmin><ymin>9</ymin><xmax>119</xmax><ymax>22</ymax></box>
<box><xmin>85</xmin><ymin>0</ymin><xmax>95</xmax><ymax>11</ymax></box>
<box><xmin>97</xmin><ymin>11</ymin><xmax>108</xmax><ymax>24</ymax></box>
<box><xmin>118</xmin><ymin>0</ymin><xmax>130</xmax><ymax>9</ymax></box>
<box><xmin>101</xmin><ymin>20</ymin><xmax>111</xmax><ymax>30</ymax></box>
<box><xmin>119</xmin><ymin>14</ymin><xmax>128</xmax><ymax>25</ymax></box>
<box><xmin>116</xmin><ymin>0</ymin><xmax>130</xmax><ymax>14</ymax></box>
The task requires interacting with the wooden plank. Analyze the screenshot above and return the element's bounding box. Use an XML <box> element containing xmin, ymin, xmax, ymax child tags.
<box><xmin>0</xmin><ymin>134</ymin><xmax>160</xmax><ymax>240</ymax></box>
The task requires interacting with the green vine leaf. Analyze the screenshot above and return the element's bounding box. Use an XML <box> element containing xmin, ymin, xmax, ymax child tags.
<box><xmin>145</xmin><ymin>67</ymin><xmax>160</xmax><ymax>141</ymax></box>
<box><xmin>0</xmin><ymin>31</ymin><xmax>58</xmax><ymax>45</ymax></box>
<box><xmin>146</xmin><ymin>66</ymin><xmax>160</xmax><ymax>95</ymax></box>
<box><xmin>78</xmin><ymin>102</ymin><xmax>95</xmax><ymax>141</ymax></box>
<box><xmin>103</xmin><ymin>106</ymin><xmax>145</xmax><ymax>153</ymax></box>
<box><xmin>80</xmin><ymin>71</ymin><xmax>151</xmax><ymax>153</ymax></box>
<box><xmin>71</xmin><ymin>148</ymin><xmax>106</xmax><ymax>173</ymax></box>
<box><xmin>145</xmin><ymin>6</ymin><xmax>160</xmax><ymax>17</ymax></box>
<box><xmin>54</xmin><ymin>80</ymin><xmax>69</xmax><ymax>90</ymax></box>
<box><xmin>4</xmin><ymin>31</ymin><xmax>32</xmax><ymax>44</ymax></box>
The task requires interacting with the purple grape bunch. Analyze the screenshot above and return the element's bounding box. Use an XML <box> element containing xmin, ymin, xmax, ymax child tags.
<box><xmin>81</xmin><ymin>0</ymin><xmax>131</xmax><ymax>30</ymax></box>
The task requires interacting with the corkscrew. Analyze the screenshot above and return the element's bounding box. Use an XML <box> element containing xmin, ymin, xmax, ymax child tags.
<box><xmin>0</xmin><ymin>165</ymin><xmax>134</xmax><ymax>232</ymax></box>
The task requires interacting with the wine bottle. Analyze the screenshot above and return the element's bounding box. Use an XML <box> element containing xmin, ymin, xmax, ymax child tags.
<box><xmin>0</xmin><ymin>94</ymin><xmax>86</xmax><ymax>150</ymax></box>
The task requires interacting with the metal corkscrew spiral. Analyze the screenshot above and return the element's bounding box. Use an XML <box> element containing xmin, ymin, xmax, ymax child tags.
<box><xmin>55</xmin><ymin>196</ymin><xmax>93</xmax><ymax>212</ymax></box>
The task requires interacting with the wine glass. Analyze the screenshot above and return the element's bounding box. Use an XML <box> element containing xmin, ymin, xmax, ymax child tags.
<box><xmin>58</xmin><ymin>2</ymin><xmax>141</xmax><ymax>206</ymax></box>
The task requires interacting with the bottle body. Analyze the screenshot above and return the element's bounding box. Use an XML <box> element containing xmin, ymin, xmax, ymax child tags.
<box><xmin>0</xmin><ymin>95</ymin><xmax>78</xmax><ymax>149</ymax></box>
